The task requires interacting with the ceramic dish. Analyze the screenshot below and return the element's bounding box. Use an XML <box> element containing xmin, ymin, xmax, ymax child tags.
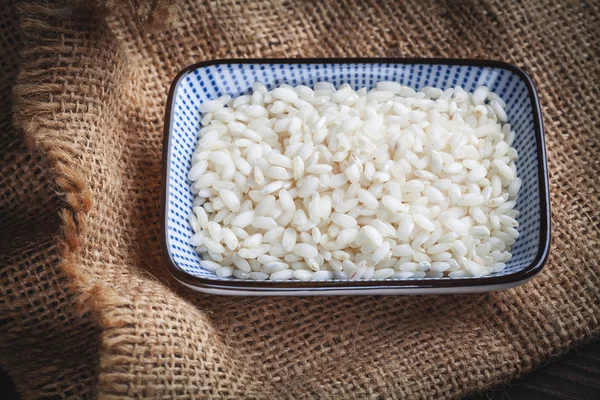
<box><xmin>161</xmin><ymin>58</ymin><xmax>550</xmax><ymax>295</ymax></box>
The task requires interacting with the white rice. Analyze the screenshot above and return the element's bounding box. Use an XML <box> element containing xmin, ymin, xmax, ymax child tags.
<box><xmin>188</xmin><ymin>82</ymin><xmax>520</xmax><ymax>280</ymax></box>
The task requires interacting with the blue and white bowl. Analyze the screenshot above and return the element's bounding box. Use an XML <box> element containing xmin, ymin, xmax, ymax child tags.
<box><xmin>161</xmin><ymin>59</ymin><xmax>550</xmax><ymax>295</ymax></box>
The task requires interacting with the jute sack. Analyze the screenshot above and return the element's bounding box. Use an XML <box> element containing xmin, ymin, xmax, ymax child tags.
<box><xmin>1</xmin><ymin>0</ymin><xmax>599</xmax><ymax>398</ymax></box>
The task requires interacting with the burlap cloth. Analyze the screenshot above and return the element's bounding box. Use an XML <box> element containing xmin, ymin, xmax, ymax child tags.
<box><xmin>1</xmin><ymin>0</ymin><xmax>599</xmax><ymax>398</ymax></box>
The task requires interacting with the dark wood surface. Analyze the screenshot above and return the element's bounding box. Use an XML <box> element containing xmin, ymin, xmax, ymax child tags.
<box><xmin>1</xmin><ymin>341</ymin><xmax>599</xmax><ymax>399</ymax></box>
<box><xmin>469</xmin><ymin>341</ymin><xmax>600</xmax><ymax>400</ymax></box>
<box><xmin>0</xmin><ymin>368</ymin><xmax>18</xmax><ymax>400</ymax></box>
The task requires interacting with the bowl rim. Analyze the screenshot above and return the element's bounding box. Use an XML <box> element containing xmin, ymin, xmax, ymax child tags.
<box><xmin>160</xmin><ymin>57</ymin><xmax>551</xmax><ymax>294</ymax></box>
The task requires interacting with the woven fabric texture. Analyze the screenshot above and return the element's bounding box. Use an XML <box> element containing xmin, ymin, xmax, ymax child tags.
<box><xmin>1</xmin><ymin>0</ymin><xmax>599</xmax><ymax>398</ymax></box>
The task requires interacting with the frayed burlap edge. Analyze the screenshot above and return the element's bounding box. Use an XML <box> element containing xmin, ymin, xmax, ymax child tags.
<box><xmin>13</xmin><ymin>3</ymin><xmax>138</xmax><ymax>397</ymax></box>
<box><xmin>90</xmin><ymin>0</ymin><xmax>180</xmax><ymax>30</ymax></box>
<box><xmin>13</xmin><ymin>2</ymin><xmax>252</xmax><ymax>399</ymax></box>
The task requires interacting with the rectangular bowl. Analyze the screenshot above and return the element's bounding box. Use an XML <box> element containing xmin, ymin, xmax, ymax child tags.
<box><xmin>161</xmin><ymin>58</ymin><xmax>550</xmax><ymax>296</ymax></box>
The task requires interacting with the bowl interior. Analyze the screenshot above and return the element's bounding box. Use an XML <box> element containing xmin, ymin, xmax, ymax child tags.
<box><xmin>163</xmin><ymin>60</ymin><xmax>545</xmax><ymax>283</ymax></box>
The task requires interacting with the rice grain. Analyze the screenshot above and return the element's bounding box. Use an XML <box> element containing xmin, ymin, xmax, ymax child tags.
<box><xmin>188</xmin><ymin>82</ymin><xmax>519</xmax><ymax>280</ymax></box>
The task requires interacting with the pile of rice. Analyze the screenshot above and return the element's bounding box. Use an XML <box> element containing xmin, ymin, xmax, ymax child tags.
<box><xmin>187</xmin><ymin>81</ymin><xmax>521</xmax><ymax>281</ymax></box>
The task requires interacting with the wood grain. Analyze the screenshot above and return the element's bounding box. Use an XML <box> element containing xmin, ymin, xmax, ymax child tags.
<box><xmin>471</xmin><ymin>341</ymin><xmax>600</xmax><ymax>400</ymax></box>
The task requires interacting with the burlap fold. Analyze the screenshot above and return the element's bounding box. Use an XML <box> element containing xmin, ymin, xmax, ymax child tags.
<box><xmin>1</xmin><ymin>0</ymin><xmax>599</xmax><ymax>398</ymax></box>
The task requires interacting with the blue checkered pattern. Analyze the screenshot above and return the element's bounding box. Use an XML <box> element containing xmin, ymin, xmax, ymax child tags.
<box><xmin>164</xmin><ymin>62</ymin><xmax>542</xmax><ymax>281</ymax></box>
